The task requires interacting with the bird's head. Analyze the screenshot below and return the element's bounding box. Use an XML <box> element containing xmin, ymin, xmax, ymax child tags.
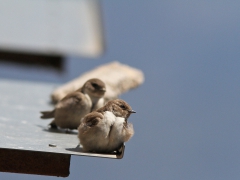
<box><xmin>82</xmin><ymin>78</ymin><xmax>106</xmax><ymax>98</ymax></box>
<box><xmin>103</xmin><ymin>99</ymin><xmax>136</xmax><ymax>120</ymax></box>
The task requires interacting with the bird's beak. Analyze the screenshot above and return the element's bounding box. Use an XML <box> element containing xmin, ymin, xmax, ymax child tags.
<box><xmin>125</xmin><ymin>110</ymin><xmax>136</xmax><ymax>122</ymax></box>
<box><xmin>129</xmin><ymin>110</ymin><xmax>136</xmax><ymax>114</ymax></box>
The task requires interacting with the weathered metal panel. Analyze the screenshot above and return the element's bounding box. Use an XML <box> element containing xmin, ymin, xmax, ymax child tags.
<box><xmin>0</xmin><ymin>79</ymin><xmax>123</xmax><ymax>176</ymax></box>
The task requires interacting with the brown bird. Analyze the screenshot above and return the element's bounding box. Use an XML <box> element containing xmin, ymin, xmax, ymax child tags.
<box><xmin>78</xmin><ymin>78</ymin><xmax>106</xmax><ymax>111</ymax></box>
<box><xmin>40</xmin><ymin>78</ymin><xmax>106</xmax><ymax>129</ymax></box>
<box><xmin>41</xmin><ymin>91</ymin><xmax>92</xmax><ymax>129</ymax></box>
<box><xmin>78</xmin><ymin>99</ymin><xmax>136</xmax><ymax>153</ymax></box>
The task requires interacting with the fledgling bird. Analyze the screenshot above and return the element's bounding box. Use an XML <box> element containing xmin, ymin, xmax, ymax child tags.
<box><xmin>40</xmin><ymin>78</ymin><xmax>106</xmax><ymax>129</ymax></box>
<box><xmin>41</xmin><ymin>91</ymin><xmax>92</xmax><ymax>129</ymax></box>
<box><xmin>78</xmin><ymin>99</ymin><xmax>136</xmax><ymax>153</ymax></box>
<box><xmin>78</xmin><ymin>78</ymin><xmax>106</xmax><ymax>111</ymax></box>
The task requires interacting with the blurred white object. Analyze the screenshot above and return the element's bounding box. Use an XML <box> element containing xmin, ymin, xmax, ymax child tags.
<box><xmin>0</xmin><ymin>0</ymin><xmax>104</xmax><ymax>57</ymax></box>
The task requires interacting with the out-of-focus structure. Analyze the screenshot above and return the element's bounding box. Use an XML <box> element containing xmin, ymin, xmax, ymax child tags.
<box><xmin>0</xmin><ymin>0</ymin><xmax>104</xmax><ymax>57</ymax></box>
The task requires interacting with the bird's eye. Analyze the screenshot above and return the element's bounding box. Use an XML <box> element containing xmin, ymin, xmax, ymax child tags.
<box><xmin>120</xmin><ymin>105</ymin><xmax>126</xmax><ymax>109</ymax></box>
<box><xmin>91</xmin><ymin>83</ymin><xmax>98</xmax><ymax>88</ymax></box>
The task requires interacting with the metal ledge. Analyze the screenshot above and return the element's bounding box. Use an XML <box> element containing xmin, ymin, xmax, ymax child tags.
<box><xmin>0</xmin><ymin>79</ymin><xmax>124</xmax><ymax>177</ymax></box>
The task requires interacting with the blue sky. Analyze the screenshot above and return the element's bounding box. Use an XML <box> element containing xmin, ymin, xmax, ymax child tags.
<box><xmin>1</xmin><ymin>1</ymin><xmax>240</xmax><ymax>180</ymax></box>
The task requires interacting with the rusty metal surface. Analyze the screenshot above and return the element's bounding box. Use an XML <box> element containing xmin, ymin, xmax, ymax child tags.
<box><xmin>0</xmin><ymin>78</ymin><xmax>122</xmax><ymax>160</ymax></box>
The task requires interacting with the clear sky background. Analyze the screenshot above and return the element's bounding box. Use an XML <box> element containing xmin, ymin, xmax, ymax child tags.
<box><xmin>1</xmin><ymin>1</ymin><xmax>240</xmax><ymax>180</ymax></box>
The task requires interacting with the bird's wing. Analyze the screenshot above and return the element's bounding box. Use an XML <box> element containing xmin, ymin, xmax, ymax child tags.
<box><xmin>85</xmin><ymin>117</ymin><xmax>99</xmax><ymax>127</ymax></box>
<box><xmin>57</xmin><ymin>92</ymin><xmax>85</xmax><ymax>108</ymax></box>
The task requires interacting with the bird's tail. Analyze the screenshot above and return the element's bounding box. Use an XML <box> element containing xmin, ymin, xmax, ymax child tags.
<box><xmin>40</xmin><ymin>110</ymin><xmax>55</xmax><ymax>119</ymax></box>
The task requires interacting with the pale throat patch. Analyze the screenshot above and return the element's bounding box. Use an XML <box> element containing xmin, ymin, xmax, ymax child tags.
<box><xmin>103</xmin><ymin>111</ymin><xmax>125</xmax><ymax>125</ymax></box>
<box><xmin>103</xmin><ymin>111</ymin><xmax>116</xmax><ymax>125</ymax></box>
<box><xmin>84</xmin><ymin>93</ymin><xmax>91</xmax><ymax>103</ymax></box>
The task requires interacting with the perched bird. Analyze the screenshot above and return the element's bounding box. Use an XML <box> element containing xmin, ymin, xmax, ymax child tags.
<box><xmin>78</xmin><ymin>99</ymin><xmax>136</xmax><ymax>153</ymax></box>
<box><xmin>40</xmin><ymin>78</ymin><xmax>106</xmax><ymax>129</ymax></box>
<box><xmin>79</xmin><ymin>78</ymin><xmax>106</xmax><ymax>111</ymax></box>
<box><xmin>41</xmin><ymin>91</ymin><xmax>92</xmax><ymax>129</ymax></box>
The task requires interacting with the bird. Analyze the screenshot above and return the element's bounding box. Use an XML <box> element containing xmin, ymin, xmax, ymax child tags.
<box><xmin>40</xmin><ymin>78</ymin><xmax>106</xmax><ymax>129</ymax></box>
<box><xmin>78</xmin><ymin>78</ymin><xmax>106</xmax><ymax>111</ymax></box>
<box><xmin>78</xmin><ymin>99</ymin><xmax>136</xmax><ymax>153</ymax></box>
<box><xmin>40</xmin><ymin>91</ymin><xmax>92</xmax><ymax>129</ymax></box>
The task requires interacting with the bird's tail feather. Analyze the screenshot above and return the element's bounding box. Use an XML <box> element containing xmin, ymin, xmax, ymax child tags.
<box><xmin>40</xmin><ymin>110</ymin><xmax>55</xmax><ymax>119</ymax></box>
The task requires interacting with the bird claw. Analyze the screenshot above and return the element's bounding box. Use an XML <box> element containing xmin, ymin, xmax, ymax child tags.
<box><xmin>49</xmin><ymin>123</ymin><xmax>58</xmax><ymax>129</ymax></box>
